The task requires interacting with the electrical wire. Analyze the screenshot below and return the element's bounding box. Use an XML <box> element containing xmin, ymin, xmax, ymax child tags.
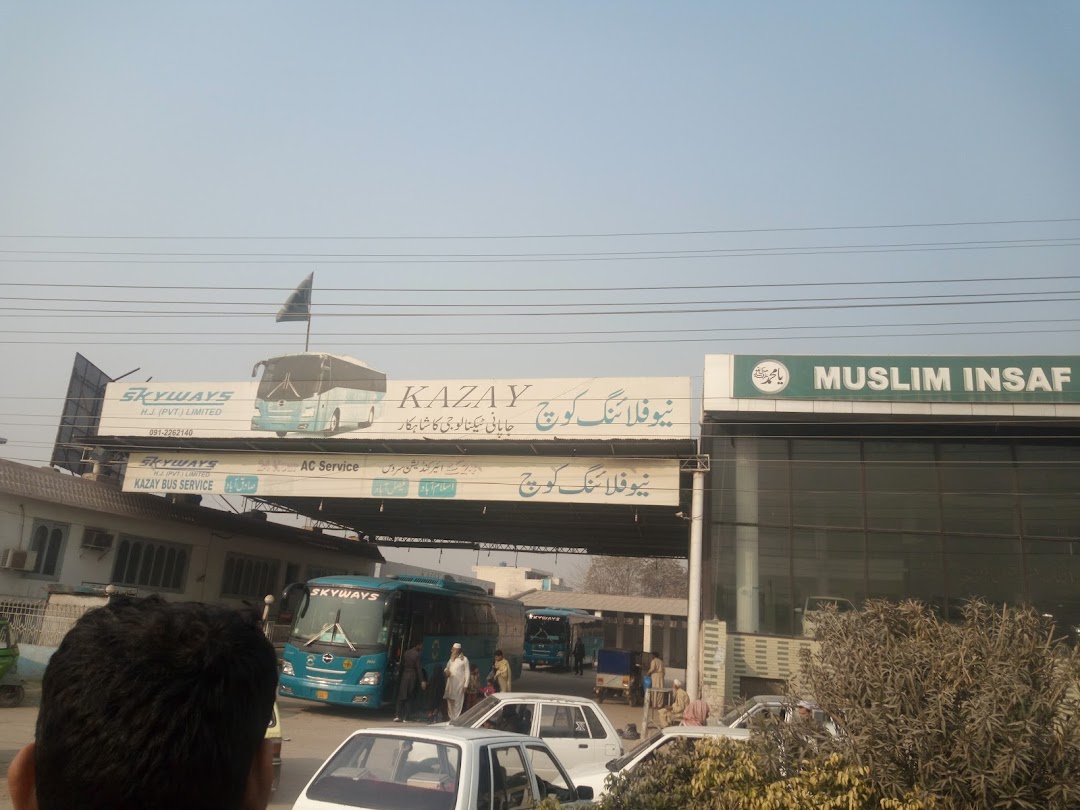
<box><xmin>1</xmin><ymin>215</ymin><xmax>1076</xmax><ymax>241</ymax></box>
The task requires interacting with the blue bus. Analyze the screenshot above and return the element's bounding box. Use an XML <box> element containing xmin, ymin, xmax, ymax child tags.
<box><xmin>524</xmin><ymin>608</ymin><xmax>605</xmax><ymax>670</ymax></box>
<box><xmin>250</xmin><ymin>352</ymin><xmax>386</xmax><ymax>437</ymax></box>
<box><xmin>278</xmin><ymin>574</ymin><xmax>524</xmax><ymax>708</ymax></box>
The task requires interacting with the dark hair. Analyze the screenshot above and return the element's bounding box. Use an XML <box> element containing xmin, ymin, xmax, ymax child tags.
<box><xmin>495</xmin><ymin>649</ymin><xmax>503</xmax><ymax>656</ymax></box>
<box><xmin>35</xmin><ymin>596</ymin><xmax>278</xmax><ymax>810</ymax></box>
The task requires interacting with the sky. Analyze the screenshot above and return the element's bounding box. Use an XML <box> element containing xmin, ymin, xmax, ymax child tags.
<box><xmin>1</xmin><ymin>2</ymin><xmax>1078</xmax><ymax>580</ymax></box>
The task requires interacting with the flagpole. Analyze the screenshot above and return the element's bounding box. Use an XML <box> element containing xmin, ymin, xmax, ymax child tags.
<box><xmin>304</xmin><ymin>271</ymin><xmax>313</xmax><ymax>352</ymax></box>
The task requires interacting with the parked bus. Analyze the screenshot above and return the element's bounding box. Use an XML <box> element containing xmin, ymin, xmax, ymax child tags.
<box><xmin>250</xmin><ymin>352</ymin><xmax>386</xmax><ymax>437</ymax></box>
<box><xmin>524</xmin><ymin>608</ymin><xmax>605</xmax><ymax>670</ymax></box>
<box><xmin>278</xmin><ymin>574</ymin><xmax>524</xmax><ymax>708</ymax></box>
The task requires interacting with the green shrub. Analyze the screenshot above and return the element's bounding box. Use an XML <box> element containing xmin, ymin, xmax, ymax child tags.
<box><xmin>801</xmin><ymin>599</ymin><xmax>1080</xmax><ymax>809</ymax></box>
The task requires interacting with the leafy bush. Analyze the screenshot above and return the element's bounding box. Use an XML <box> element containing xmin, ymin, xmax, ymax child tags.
<box><xmin>801</xmin><ymin>599</ymin><xmax>1080</xmax><ymax>809</ymax></box>
<box><xmin>594</xmin><ymin>734</ymin><xmax>930</xmax><ymax>810</ymax></box>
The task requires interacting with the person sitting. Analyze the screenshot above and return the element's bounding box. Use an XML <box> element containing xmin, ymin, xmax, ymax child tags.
<box><xmin>7</xmin><ymin>595</ymin><xmax>278</xmax><ymax>810</ymax></box>
<box><xmin>661</xmin><ymin>679</ymin><xmax>690</xmax><ymax>726</ymax></box>
<box><xmin>681</xmin><ymin>699</ymin><xmax>711</xmax><ymax>726</ymax></box>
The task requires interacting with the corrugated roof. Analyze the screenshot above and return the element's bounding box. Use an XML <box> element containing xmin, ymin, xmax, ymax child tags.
<box><xmin>0</xmin><ymin>459</ymin><xmax>383</xmax><ymax>561</ymax></box>
<box><xmin>516</xmin><ymin>589</ymin><xmax>687</xmax><ymax>617</ymax></box>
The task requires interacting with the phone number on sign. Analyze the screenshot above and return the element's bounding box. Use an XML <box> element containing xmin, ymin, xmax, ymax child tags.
<box><xmin>147</xmin><ymin>428</ymin><xmax>195</xmax><ymax>437</ymax></box>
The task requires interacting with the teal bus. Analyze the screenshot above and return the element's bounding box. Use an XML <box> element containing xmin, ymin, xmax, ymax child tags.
<box><xmin>250</xmin><ymin>352</ymin><xmax>386</xmax><ymax>437</ymax></box>
<box><xmin>278</xmin><ymin>574</ymin><xmax>524</xmax><ymax>708</ymax></box>
<box><xmin>524</xmin><ymin>608</ymin><xmax>605</xmax><ymax>670</ymax></box>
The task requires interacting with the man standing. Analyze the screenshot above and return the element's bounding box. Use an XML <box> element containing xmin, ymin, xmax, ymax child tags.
<box><xmin>492</xmin><ymin>648</ymin><xmax>512</xmax><ymax>692</ymax></box>
<box><xmin>646</xmin><ymin>651</ymin><xmax>666</xmax><ymax>709</ymax></box>
<box><xmin>7</xmin><ymin>596</ymin><xmax>278</xmax><ymax>810</ymax></box>
<box><xmin>443</xmin><ymin>642</ymin><xmax>470</xmax><ymax>720</ymax></box>
<box><xmin>660</xmin><ymin>679</ymin><xmax>689</xmax><ymax>726</ymax></box>
<box><xmin>572</xmin><ymin>637</ymin><xmax>585</xmax><ymax>676</ymax></box>
<box><xmin>395</xmin><ymin>640</ymin><xmax>425</xmax><ymax>722</ymax></box>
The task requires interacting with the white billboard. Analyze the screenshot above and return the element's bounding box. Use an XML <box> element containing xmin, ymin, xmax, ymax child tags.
<box><xmin>121</xmin><ymin>451</ymin><xmax>681</xmax><ymax>506</ymax></box>
<box><xmin>99</xmin><ymin>361</ymin><xmax>691</xmax><ymax>442</ymax></box>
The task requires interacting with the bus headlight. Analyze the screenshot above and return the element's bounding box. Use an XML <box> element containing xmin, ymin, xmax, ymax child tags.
<box><xmin>282</xmin><ymin>661</ymin><xmax>294</xmax><ymax>676</ymax></box>
<box><xmin>359</xmin><ymin>671</ymin><xmax>381</xmax><ymax>686</ymax></box>
<box><xmin>301</xmin><ymin>406</ymin><xmax>316</xmax><ymax>418</ymax></box>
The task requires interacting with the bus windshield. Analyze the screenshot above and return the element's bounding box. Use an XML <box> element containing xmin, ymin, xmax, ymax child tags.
<box><xmin>526</xmin><ymin>616</ymin><xmax>566</xmax><ymax>642</ymax></box>
<box><xmin>291</xmin><ymin>591</ymin><xmax>389</xmax><ymax>649</ymax></box>
<box><xmin>256</xmin><ymin>356</ymin><xmax>322</xmax><ymax>401</ymax></box>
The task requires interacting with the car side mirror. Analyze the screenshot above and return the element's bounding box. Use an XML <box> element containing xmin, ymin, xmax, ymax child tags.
<box><xmin>576</xmin><ymin>785</ymin><xmax>594</xmax><ymax>801</ymax></box>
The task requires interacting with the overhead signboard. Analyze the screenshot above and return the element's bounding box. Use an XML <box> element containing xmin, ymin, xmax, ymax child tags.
<box><xmin>731</xmin><ymin>355</ymin><xmax>1079</xmax><ymax>403</ymax></box>
<box><xmin>121</xmin><ymin>451</ymin><xmax>681</xmax><ymax>506</ymax></box>
<box><xmin>98</xmin><ymin>357</ymin><xmax>691</xmax><ymax>441</ymax></box>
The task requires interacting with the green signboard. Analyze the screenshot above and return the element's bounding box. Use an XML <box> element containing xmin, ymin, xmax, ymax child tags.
<box><xmin>732</xmin><ymin>355</ymin><xmax>1080</xmax><ymax>403</ymax></box>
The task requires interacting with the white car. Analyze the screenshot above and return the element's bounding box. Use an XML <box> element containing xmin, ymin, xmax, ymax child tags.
<box><xmin>718</xmin><ymin>695</ymin><xmax>838</xmax><ymax>735</ymax></box>
<box><xmin>569</xmin><ymin>725</ymin><xmax>750</xmax><ymax>799</ymax></box>
<box><xmin>291</xmin><ymin>725</ymin><xmax>594</xmax><ymax>810</ymax></box>
<box><xmin>449</xmin><ymin>692</ymin><xmax>624</xmax><ymax>769</ymax></box>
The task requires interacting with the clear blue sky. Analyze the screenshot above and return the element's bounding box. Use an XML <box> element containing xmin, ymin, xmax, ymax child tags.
<box><xmin>1</xmin><ymin>2</ymin><xmax>1078</xmax><ymax>579</ymax></box>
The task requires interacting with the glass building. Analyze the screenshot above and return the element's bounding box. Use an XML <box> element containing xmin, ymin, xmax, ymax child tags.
<box><xmin>701</xmin><ymin>354</ymin><xmax>1080</xmax><ymax>639</ymax></box>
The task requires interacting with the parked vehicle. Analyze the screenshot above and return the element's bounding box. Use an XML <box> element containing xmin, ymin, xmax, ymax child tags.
<box><xmin>267</xmin><ymin>702</ymin><xmax>283</xmax><ymax>793</ymax></box>
<box><xmin>290</xmin><ymin>725</ymin><xmax>594</xmax><ymax>810</ymax></box>
<box><xmin>524</xmin><ymin>609</ymin><xmax>603</xmax><ymax>670</ymax></box>
<box><xmin>569</xmin><ymin>725</ymin><xmax>750</xmax><ymax>800</ymax></box>
<box><xmin>0</xmin><ymin>615</ymin><xmax>24</xmax><ymax>708</ymax></box>
<box><xmin>797</xmin><ymin>595</ymin><xmax>856</xmax><ymax>637</ymax></box>
<box><xmin>593</xmin><ymin>648</ymin><xmax>644</xmax><ymax>706</ymax></box>
<box><xmin>449</xmin><ymin>692</ymin><xmax>623</xmax><ymax>769</ymax></box>
<box><xmin>719</xmin><ymin>695</ymin><xmax>837</xmax><ymax>736</ymax></box>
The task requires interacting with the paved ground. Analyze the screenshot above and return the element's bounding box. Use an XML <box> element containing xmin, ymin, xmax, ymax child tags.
<box><xmin>0</xmin><ymin>666</ymin><xmax>651</xmax><ymax>810</ymax></box>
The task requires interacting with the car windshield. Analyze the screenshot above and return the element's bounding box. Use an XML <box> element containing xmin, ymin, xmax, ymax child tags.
<box><xmin>607</xmin><ymin>730</ymin><xmax>663</xmax><ymax>770</ymax></box>
<box><xmin>450</xmin><ymin>695</ymin><xmax>500</xmax><ymax>727</ymax></box>
<box><xmin>306</xmin><ymin>733</ymin><xmax>461</xmax><ymax>810</ymax></box>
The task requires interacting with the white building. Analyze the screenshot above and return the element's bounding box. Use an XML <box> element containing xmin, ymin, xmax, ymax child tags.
<box><xmin>0</xmin><ymin>458</ymin><xmax>382</xmax><ymax>610</ymax></box>
<box><xmin>472</xmin><ymin>563</ymin><xmax>570</xmax><ymax>598</ymax></box>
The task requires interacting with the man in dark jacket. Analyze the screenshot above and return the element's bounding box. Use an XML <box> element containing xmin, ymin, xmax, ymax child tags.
<box><xmin>395</xmin><ymin>640</ymin><xmax>426</xmax><ymax>722</ymax></box>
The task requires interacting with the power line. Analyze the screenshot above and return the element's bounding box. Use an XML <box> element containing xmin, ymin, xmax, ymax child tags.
<box><xmin>4</xmin><ymin>325</ymin><xmax>1079</xmax><ymax>347</ymax></box>
<box><xmin>0</xmin><ymin>273</ymin><xmax>1078</xmax><ymax>293</ymax></box>
<box><xmin>0</xmin><ymin>215</ymin><xmax>1077</xmax><ymax>241</ymax></box>
<box><xmin>0</xmin><ymin>235</ymin><xmax>1076</xmax><ymax>259</ymax></box>
<box><xmin>0</xmin><ymin>316</ymin><xmax>1075</xmax><ymax>338</ymax></box>
<box><xmin>4</xmin><ymin>287</ymin><xmax>1077</xmax><ymax>309</ymax></box>
<box><xmin>3</xmin><ymin>294</ymin><xmax>1080</xmax><ymax>317</ymax></box>
<box><xmin>2</xmin><ymin>240</ymin><xmax>1079</xmax><ymax>265</ymax></box>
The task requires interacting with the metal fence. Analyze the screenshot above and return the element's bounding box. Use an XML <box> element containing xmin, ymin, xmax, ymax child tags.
<box><xmin>0</xmin><ymin>598</ymin><xmax>93</xmax><ymax>647</ymax></box>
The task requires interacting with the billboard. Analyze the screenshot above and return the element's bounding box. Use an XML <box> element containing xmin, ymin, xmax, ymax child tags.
<box><xmin>121</xmin><ymin>451</ymin><xmax>681</xmax><ymax>506</ymax></box>
<box><xmin>99</xmin><ymin>356</ymin><xmax>691</xmax><ymax>442</ymax></box>
<box><xmin>731</xmin><ymin>355</ymin><xmax>1078</xmax><ymax>403</ymax></box>
<box><xmin>51</xmin><ymin>353</ymin><xmax>116</xmax><ymax>477</ymax></box>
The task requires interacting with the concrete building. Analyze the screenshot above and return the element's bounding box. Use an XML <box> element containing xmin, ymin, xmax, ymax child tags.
<box><xmin>0</xmin><ymin>458</ymin><xmax>383</xmax><ymax>611</ymax></box>
<box><xmin>472</xmin><ymin>563</ymin><xmax>570</xmax><ymax>598</ymax></box>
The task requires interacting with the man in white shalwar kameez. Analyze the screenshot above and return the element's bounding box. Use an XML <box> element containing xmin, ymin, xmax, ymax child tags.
<box><xmin>443</xmin><ymin>642</ymin><xmax>470</xmax><ymax>720</ymax></box>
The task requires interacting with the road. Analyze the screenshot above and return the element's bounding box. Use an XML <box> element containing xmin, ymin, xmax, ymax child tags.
<box><xmin>0</xmin><ymin>666</ymin><xmax>649</xmax><ymax>810</ymax></box>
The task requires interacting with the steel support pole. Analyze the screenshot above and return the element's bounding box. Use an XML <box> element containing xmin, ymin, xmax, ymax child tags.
<box><xmin>686</xmin><ymin>467</ymin><xmax>705</xmax><ymax>700</ymax></box>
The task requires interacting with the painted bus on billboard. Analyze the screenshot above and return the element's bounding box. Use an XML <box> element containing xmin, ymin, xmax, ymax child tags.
<box><xmin>250</xmin><ymin>352</ymin><xmax>386</xmax><ymax>437</ymax></box>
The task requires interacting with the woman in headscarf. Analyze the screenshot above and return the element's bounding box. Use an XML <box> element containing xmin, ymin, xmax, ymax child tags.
<box><xmin>443</xmin><ymin>642</ymin><xmax>470</xmax><ymax>720</ymax></box>
<box><xmin>681</xmin><ymin>699</ymin><xmax>710</xmax><ymax>726</ymax></box>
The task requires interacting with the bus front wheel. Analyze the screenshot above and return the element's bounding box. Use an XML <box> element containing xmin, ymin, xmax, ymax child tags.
<box><xmin>326</xmin><ymin>409</ymin><xmax>340</xmax><ymax>435</ymax></box>
<box><xmin>275</xmin><ymin>431</ymin><xmax>288</xmax><ymax>438</ymax></box>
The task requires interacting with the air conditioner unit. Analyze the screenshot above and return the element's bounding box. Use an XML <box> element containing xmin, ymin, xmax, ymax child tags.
<box><xmin>0</xmin><ymin>549</ymin><xmax>38</xmax><ymax>571</ymax></box>
<box><xmin>81</xmin><ymin>528</ymin><xmax>115</xmax><ymax>552</ymax></box>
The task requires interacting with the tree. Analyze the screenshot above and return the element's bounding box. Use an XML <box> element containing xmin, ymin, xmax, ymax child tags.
<box><xmin>576</xmin><ymin>556</ymin><xmax>687</xmax><ymax>599</ymax></box>
<box><xmin>801</xmin><ymin>599</ymin><xmax>1080</xmax><ymax>809</ymax></box>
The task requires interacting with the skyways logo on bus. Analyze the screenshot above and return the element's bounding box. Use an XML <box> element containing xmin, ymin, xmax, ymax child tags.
<box><xmin>136</xmin><ymin>456</ymin><xmax>220</xmax><ymax>471</ymax></box>
<box><xmin>311</xmin><ymin>587</ymin><xmax>381</xmax><ymax>600</ymax></box>
<box><xmin>119</xmin><ymin>387</ymin><xmax>235</xmax><ymax>404</ymax></box>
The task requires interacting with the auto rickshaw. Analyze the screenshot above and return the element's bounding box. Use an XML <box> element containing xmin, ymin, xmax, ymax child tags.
<box><xmin>594</xmin><ymin>648</ymin><xmax>645</xmax><ymax>706</ymax></box>
<box><xmin>0</xmin><ymin>615</ymin><xmax>25</xmax><ymax>708</ymax></box>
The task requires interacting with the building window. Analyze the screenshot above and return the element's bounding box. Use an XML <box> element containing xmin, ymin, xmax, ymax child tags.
<box><xmin>307</xmin><ymin>565</ymin><xmax>347</xmax><ymax>580</ymax></box>
<box><xmin>221</xmin><ymin>553</ymin><xmax>280</xmax><ymax>600</ymax></box>
<box><xmin>28</xmin><ymin>521</ymin><xmax>68</xmax><ymax>579</ymax></box>
<box><xmin>112</xmin><ymin>536</ymin><xmax>189</xmax><ymax>592</ymax></box>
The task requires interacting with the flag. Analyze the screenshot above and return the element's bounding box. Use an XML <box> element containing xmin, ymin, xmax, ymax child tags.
<box><xmin>276</xmin><ymin>273</ymin><xmax>313</xmax><ymax>322</ymax></box>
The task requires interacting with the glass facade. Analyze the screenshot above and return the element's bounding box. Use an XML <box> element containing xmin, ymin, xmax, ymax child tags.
<box><xmin>704</xmin><ymin>432</ymin><xmax>1080</xmax><ymax>637</ymax></box>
